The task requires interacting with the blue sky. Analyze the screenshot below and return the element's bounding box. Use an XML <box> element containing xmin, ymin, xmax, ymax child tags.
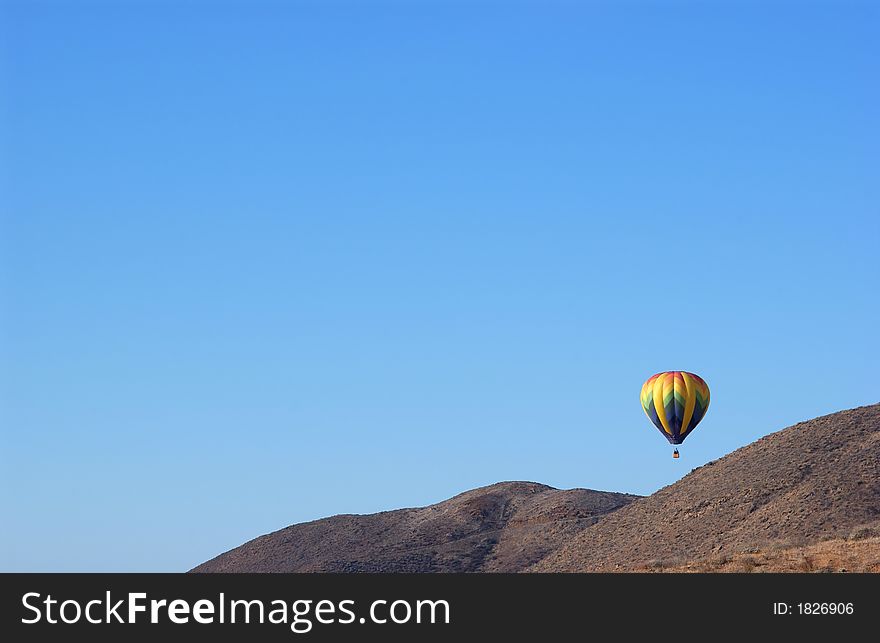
<box><xmin>1</xmin><ymin>0</ymin><xmax>877</xmax><ymax>572</ymax></box>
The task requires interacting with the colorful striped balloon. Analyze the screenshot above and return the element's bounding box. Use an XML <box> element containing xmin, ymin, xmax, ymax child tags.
<box><xmin>640</xmin><ymin>371</ymin><xmax>710</xmax><ymax>445</ymax></box>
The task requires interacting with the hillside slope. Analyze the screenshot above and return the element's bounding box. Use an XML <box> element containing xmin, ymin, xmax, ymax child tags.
<box><xmin>191</xmin><ymin>482</ymin><xmax>638</xmax><ymax>572</ymax></box>
<box><xmin>532</xmin><ymin>403</ymin><xmax>880</xmax><ymax>571</ymax></box>
<box><xmin>193</xmin><ymin>404</ymin><xmax>880</xmax><ymax>573</ymax></box>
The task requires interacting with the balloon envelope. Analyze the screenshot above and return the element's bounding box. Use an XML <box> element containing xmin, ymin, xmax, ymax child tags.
<box><xmin>640</xmin><ymin>371</ymin><xmax>710</xmax><ymax>445</ymax></box>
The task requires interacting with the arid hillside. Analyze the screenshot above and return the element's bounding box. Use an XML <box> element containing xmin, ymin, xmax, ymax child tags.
<box><xmin>533</xmin><ymin>404</ymin><xmax>880</xmax><ymax>571</ymax></box>
<box><xmin>192</xmin><ymin>482</ymin><xmax>638</xmax><ymax>572</ymax></box>
<box><xmin>193</xmin><ymin>403</ymin><xmax>880</xmax><ymax>573</ymax></box>
<box><xmin>637</xmin><ymin>531</ymin><xmax>880</xmax><ymax>573</ymax></box>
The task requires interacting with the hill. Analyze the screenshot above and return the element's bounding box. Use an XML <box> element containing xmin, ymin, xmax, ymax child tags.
<box><xmin>191</xmin><ymin>482</ymin><xmax>638</xmax><ymax>572</ymax></box>
<box><xmin>532</xmin><ymin>403</ymin><xmax>880</xmax><ymax>571</ymax></box>
<box><xmin>192</xmin><ymin>403</ymin><xmax>880</xmax><ymax>572</ymax></box>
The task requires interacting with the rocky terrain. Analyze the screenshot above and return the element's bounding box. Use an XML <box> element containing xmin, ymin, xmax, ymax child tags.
<box><xmin>193</xmin><ymin>403</ymin><xmax>880</xmax><ymax>573</ymax></box>
<box><xmin>638</xmin><ymin>531</ymin><xmax>880</xmax><ymax>573</ymax></box>
<box><xmin>532</xmin><ymin>404</ymin><xmax>880</xmax><ymax>571</ymax></box>
<box><xmin>192</xmin><ymin>482</ymin><xmax>638</xmax><ymax>572</ymax></box>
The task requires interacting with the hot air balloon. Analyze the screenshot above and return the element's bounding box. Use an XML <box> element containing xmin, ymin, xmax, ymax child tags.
<box><xmin>640</xmin><ymin>371</ymin><xmax>710</xmax><ymax>458</ymax></box>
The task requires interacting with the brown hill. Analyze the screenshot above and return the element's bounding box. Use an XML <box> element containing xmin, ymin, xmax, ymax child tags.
<box><xmin>192</xmin><ymin>403</ymin><xmax>880</xmax><ymax>573</ymax></box>
<box><xmin>191</xmin><ymin>482</ymin><xmax>639</xmax><ymax>572</ymax></box>
<box><xmin>532</xmin><ymin>403</ymin><xmax>880</xmax><ymax>571</ymax></box>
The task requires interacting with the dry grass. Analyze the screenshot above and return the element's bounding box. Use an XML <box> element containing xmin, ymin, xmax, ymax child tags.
<box><xmin>636</xmin><ymin>536</ymin><xmax>880</xmax><ymax>573</ymax></box>
<box><xmin>848</xmin><ymin>525</ymin><xmax>880</xmax><ymax>541</ymax></box>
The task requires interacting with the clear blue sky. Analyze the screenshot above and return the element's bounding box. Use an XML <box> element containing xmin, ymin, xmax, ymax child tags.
<box><xmin>1</xmin><ymin>0</ymin><xmax>877</xmax><ymax>572</ymax></box>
